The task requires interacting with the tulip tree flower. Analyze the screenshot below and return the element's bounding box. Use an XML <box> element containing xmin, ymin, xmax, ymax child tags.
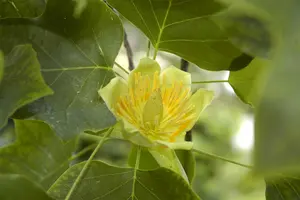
<box><xmin>99</xmin><ymin>57</ymin><xmax>213</xmax><ymax>180</ymax></box>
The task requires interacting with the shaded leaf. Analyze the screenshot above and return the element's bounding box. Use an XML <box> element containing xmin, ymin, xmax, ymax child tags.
<box><xmin>107</xmin><ymin>0</ymin><xmax>241</xmax><ymax>71</ymax></box>
<box><xmin>0</xmin><ymin>119</ymin><xmax>75</xmax><ymax>189</ymax></box>
<box><xmin>176</xmin><ymin>150</ymin><xmax>196</xmax><ymax>184</ymax></box>
<box><xmin>214</xmin><ymin>3</ymin><xmax>274</xmax><ymax>58</ymax></box>
<box><xmin>266</xmin><ymin>177</ymin><xmax>300</xmax><ymax>200</ymax></box>
<box><xmin>0</xmin><ymin>120</ymin><xmax>15</xmax><ymax>147</ymax></box>
<box><xmin>254</xmin><ymin>0</ymin><xmax>300</xmax><ymax>175</ymax></box>
<box><xmin>128</xmin><ymin>145</ymin><xmax>159</xmax><ymax>170</ymax></box>
<box><xmin>229</xmin><ymin>58</ymin><xmax>269</xmax><ymax>106</ymax></box>
<box><xmin>0</xmin><ymin>45</ymin><xmax>53</xmax><ymax>129</ymax></box>
<box><xmin>227</xmin><ymin>53</ymin><xmax>253</xmax><ymax>71</ymax></box>
<box><xmin>48</xmin><ymin>160</ymin><xmax>200</xmax><ymax>200</ymax></box>
<box><xmin>0</xmin><ymin>0</ymin><xmax>123</xmax><ymax>140</ymax></box>
<box><xmin>0</xmin><ymin>0</ymin><xmax>46</xmax><ymax>18</ymax></box>
<box><xmin>0</xmin><ymin>51</ymin><xmax>3</xmax><ymax>83</ymax></box>
<box><xmin>0</xmin><ymin>174</ymin><xmax>53</xmax><ymax>200</ymax></box>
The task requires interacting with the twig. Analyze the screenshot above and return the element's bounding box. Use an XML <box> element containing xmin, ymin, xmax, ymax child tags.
<box><xmin>124</xmin><ymin>32</ymin><xmax>135</xmax><ymax>71</ymax></box>
<box><xmin>180</xmin><ymin>59</ymin><xmax>192</xmax><ymax>142</ymax></box>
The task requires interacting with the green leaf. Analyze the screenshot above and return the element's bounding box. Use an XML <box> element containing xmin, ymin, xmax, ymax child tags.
<box><xmin>229</xmin><ymin>57</ymin><xmax>269</xmax><ymax>106</ymax></box>
<box><xmin>227</xmin><ymin>53</ymin><xmax>253</xmax><ymax>71</ymax></box>
<box><xmin>48</xmin><ymin>160</ymin><xmax>200</xmax><ymax>200</ymax></box>
<box><xmin>0</xmin><ymin>174</ymin><xmax>53</xmax><ymax>200</ymax></box>
<box><xmin>107</xmin><ymin>0</ymin><xmax>241</xmax><ymax>71</ymax></box>
<box><xmin>265</xmin><ymin>177</ymin><xmax>300</xmax><ymax>200</ymax></box>
<box><xmin>0</xmin><ymin>45</ymin><xmax>53</xmax><ymax>129</ymax></box>
<box><xmin>253</xmin><ymin>0</ymin><xmax>300</xmax><ymax>175</ymax></box>
<box><xmin>0</xmin><ymin>120</ymin><xmax>15</xmax><ymax>147</ymax></box>
<box><xmin>128</xmin><ymin>145</ymin><xmax>159</xmax><ymax>170</ymax></box>
<box><xmin>0</xmin><ymin>0</ymin><xmax>46</xmax><ymax>18</ymax></box>
<box><xmin>0</xmin><ymin>119</ymin><xmax>75</xmax><ymax>189</ymax></box>
<box><xmin>214</xmin><ymin>2</ymin><xmax>274</xmax><ymax>58</ymax></box>
<box><xmin>0</xmin><ymin>0</ymin><xmax>124</xmax><ymax>140</ymax></box>
<box><xmin>176</xmin><ymin>150</ymin><xmax>196</xmax><ymax>184</ymax></box>
<box><xmin>0</xmin><ymin>51</ymin><xmax>3</xmax><ymax>83</ymax></box>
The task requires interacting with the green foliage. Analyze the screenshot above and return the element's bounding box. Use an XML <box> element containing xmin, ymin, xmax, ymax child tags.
<box><xmin>48</xmin><ymin>160</ymin><xmax>200</xmax><ymax>200</ymax></box>
<box><xmin>229</xmin><ymin>58</ymin><xmax>269</xmax><ymax>106</ymax></box>
<box><xmin>265</xmin><ymin>177</ymin><xmax>300</xmax><ymax>200</ymax></box>
<box><xmin>107</xmin><ymin>0</ymin><xmax>242</xmax><ymax>71</ymax></box>
<box><xmin>214</xmin><ymin>1</ymin><xmax>274</xmax><ymax>58</ymax></box>
<box><xmin>253</xmin><ymin>0</ymin><xmax>300</xmax><ymax>176</ymax></box>
<box><xmin>0</xmin><ymin>51</ymin><xmax>3</xmax><ymax>83</ymax></box>
<box><xmin>0</xmin><ymin>0</ymin><xmax>46</xmax><ymax>18</ymax></box>
<box><xmin>1</xmin><ymin>0</ymin><xmax>300</xmax><ymax>199</ymax></box>
<box><xmin>0</xmin><ymin>45</ymin><xmax>53</xmax><ymax>129</ymax></box>
<box><xmin>0</xmin><ymin>175</ymin><xmax>53</xmax><ymax>200</ymax></box>
<box><xmin>176</xmin><ymin>150</ymin><xmax>196</xmax><ymax>184</ymax></box>
<box><xmin>0</xmin><ymin>0</ymin><xmax>122</xmax><ymax>140</ymax></box>
<box><xmin>128</xmin><ymin>145</ymin><xmax>159</xmax><ymax>170</ymax></box>
<box><xmin>0</xmin><ymin>120</ymin><xmax>74</xmax><ymax>189</ymax></box>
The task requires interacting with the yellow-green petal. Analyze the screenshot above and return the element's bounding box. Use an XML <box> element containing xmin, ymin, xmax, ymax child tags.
<box><xmin>187</xmin><ymin>89</ymin><xmax>214</xmax><ymax>130</ymax></box>
<box><xmin>128</xmin><ymin>57</ymin><xmax>161</xmax><ymax>87</ymax></box>
<box><xmin>160</xmin><ymin>65</ymin><xmax>191</xmax><ymax>88</ymax></box>
<box><xmin>98</xmin><ymin>77</ymin><xmax>128</xmax><ymax>115</ymax></box>
<box><xmin>149</xmin><ymin>146</ymin><xmax>188</xmax><ymax>182</ymax></box>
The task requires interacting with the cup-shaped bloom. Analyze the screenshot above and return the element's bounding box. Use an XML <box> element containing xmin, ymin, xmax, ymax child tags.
<box><xmin>99</xmin><ymin>58</ymin><xmax>214</xmax><ymax>150</ymax></box>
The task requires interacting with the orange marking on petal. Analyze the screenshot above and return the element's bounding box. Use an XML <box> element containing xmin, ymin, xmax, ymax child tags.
<box><xmin>169</xmin><ymin>121</ymin><xmax>191</xmax><ymax>142</ymax></box>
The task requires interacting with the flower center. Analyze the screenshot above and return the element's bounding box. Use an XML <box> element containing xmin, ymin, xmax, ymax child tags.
<box><xmin>115</xmin><ymin>71</ymin><xmax>196</xmax><ymax>142</ymax></box>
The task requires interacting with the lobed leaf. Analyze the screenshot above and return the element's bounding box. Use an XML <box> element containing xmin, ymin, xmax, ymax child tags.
<box><xmin>0</xmin><ymin>174</ymin><xmax>53</xmax><ymax>200</ymax></box>
<box><xmin>0</xmin><ymin>119</ymin><xmax>75</xmax><ymax>189</ymax></box>
<box><xmin>0</xmin><ymin>0</ymin><xmax>124</xmax><ymax>140</ymax></box>
<box><xmin>48</xmin><ymin>160</ymin><xmax>200</xmax><ymax>200</ymax></box>
<box><xmin>107</xmin><ymin>0</ymin><xmax>242</xmax><ymax>71</ymax></box>
<box><xmin>0</xmin><ymin>45</ymin><xmax>53</xmax><ymax>129</ymax></box>
<box><xmin>229</xmin><ymin>57</ymin><xmax>269</xmax><ymax>106</ymax></box>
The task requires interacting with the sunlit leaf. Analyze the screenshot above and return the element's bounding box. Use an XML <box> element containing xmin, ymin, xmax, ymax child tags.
<box><xmin>107</xmin><ymin>0</ymin><xmax>242</xmax><ymax>71</ymax></box>
<box><xmin>0</xmin><ymin>0</ymin><xmax>46</xmax><ymax>18</ymax></box>
<box><xmin>265</xmin><ymin>177</ymin><xmax>300</xmax><ymax>200</ymax></box>
<box><xmin>0</xmin><ymin>174</ymin><xmax>53</xmax><ymax>200</ymax></box>
<box><xmin>0</xmin><ymin>0</ymin><xmax>123</xmax><ymax>140</ymax></box>
<box><xmin>229</xmin><ymin>58</ymin><xmax>269</xmax><ymax>106</ymax></box>
<box><xmin>0</xmin><ymin>120</ymin><xmax>75</xmax><ymax>189</ymax></box>
<box><xmin>48</xmin><ymin>160</ymin><xmax>200</xmax><ymax>200</ymax></box>
<box><xmin>0</xmin><ymin>45</ymin><xmax>53</xmax><ymax>129</ymax></box>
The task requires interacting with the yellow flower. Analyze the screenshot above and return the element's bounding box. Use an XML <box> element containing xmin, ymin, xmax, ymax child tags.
<box><xmin>99</xmin><ymin>57</ymin><xmax>214</xmax><ymax>150</ymax></box>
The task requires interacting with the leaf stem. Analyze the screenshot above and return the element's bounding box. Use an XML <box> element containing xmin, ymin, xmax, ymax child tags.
<box><xmin>131</xmin><ymin>146</ymin><xmax>141</xmax><ymax>200</ymax></box>
<box><xmin>192</xmin><ymin>148</ymin><xmax>253</xmax><ymax>169</ymax></box>
<box><xmin>69</xmin><ymin>143</ymin><xmax>97</xmax><ymax>162</ymax></box>
<box><xmin>64</xmin><ymin>127</ymin><xmax>114</xmax><ymax>200</ymax></box>
<box><xmin>192</xmin><ymin>80</ymin><xmax>228</xmax><ymax>84</ymax></box>
<box><xmin>114</xmin><ymin>61</ymin><xmax>129</xmax><ymax>74</ymax></box>
<box><xmin>153</xmin><ymin>0</ymin><xmax>172</xmax><ymax>59</ymax></box>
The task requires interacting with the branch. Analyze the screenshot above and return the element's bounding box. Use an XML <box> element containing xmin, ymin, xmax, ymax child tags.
<box><xmin>124</xmin><ymin>32</ymin><xmax>135</xmax><ymax>71</ymax></box>
<box><xmin>180</xmin><ymin>59</ymin><xmax>192</xmax><ymax>142</ymax></box>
